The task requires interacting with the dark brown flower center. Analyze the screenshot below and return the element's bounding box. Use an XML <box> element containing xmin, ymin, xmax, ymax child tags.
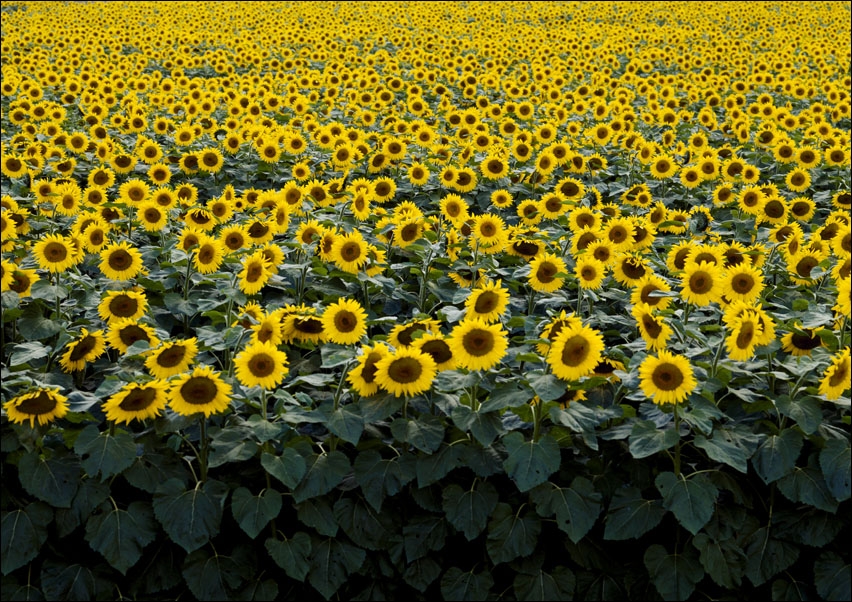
<box><xmin>180</xmin><ymin>377</ymin><xmax>217</xmax><ymax>404</ymax></box>
<box><xmin>44</xmin><ymin>241</ymin><xmax>69</xmax><ymax>262</ymax></box>
<box><xmin>652</xmin><ymin>363</ymin><xmax>684</xmax><ymax>390</ymax></box>
<box><xmin>69</xmin><ymin>335</ymin><xmax>97</xmax><ymax>361</ymax></box>
<box><xmin>119</xmin><ymin>387</ymin><xmax>157</xmax><ymax>411</ymax></box>
<box><xmin>334</xmin><ymin>310</ymin><xmax>357</xmax><ymax>333</ymax></box>
<box><xmin>17</xmin><ymin>391</ymin><xmax>58</xmax><ymax>415</ymax></box>
<box><xmin>387</xmin><ymin>357</ymin><xmax>422</xmax><ymax>383</ymax></box>
<box><xmin>462</xmin><ymin>329</ymin><xmax>494</xmax><ymax>357</ymax></box>
<box><xmin>157</xmin><ymin>345</ymin><xmax>187</xmax><ymax>368</ymax></box>
<box><xmin>248</xmin><ymin>353</ymin><xmax>275</xmax><ymax>377</ymax></box>
<box><xmin>108</xmin><ymin>249</ymin><xmax>132</xmax><ymax>271</ymax></box>
<box><xmin>560</xmin><ymin>335</ymin><xmax>590</xmax><ymax>367</ymax></box>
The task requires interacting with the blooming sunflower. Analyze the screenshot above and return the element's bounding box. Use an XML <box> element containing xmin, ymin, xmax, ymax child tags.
<box><xmin>234</xmin><ymin>341</ymin><xmax>289</xmax><ymax>390</ymax></box>
<box><xmin>7</xmin><ymin>267</ymin><xmax>40</xmax><ymax>297</ymax></box>
<box><xmin>680</xmin><ymin>261</ymin><xmax>725</xmax><ymax>306</ymax></box>
<box><xmin>632</xmin><ymin>304</ymin><xmax>673</xmax><ymax>351</ymax></box>
<box><xmin>649</xmin><ymin>154</ymin><xmax>678</xmax><ymax>179</ymax></box>
<box><xmin>412</xmin><ymin>332</ymin><xmax>456</xmax><ymax>371</ymax></box>
<box><xmin>192</xmin><ymin>236</ymin><xmax>225</xmax><ymax>275</ymax></box>
<box><xmin>546</xmin><ymin>322</ymin><xmax>605</xmax><ymax>381</ymax></box>
<box><xmin>528</xmin><ymin>252</ymin><xmax>567</xmax><ymax>293</ymax></box>
<box><xmin>99</xmin><ymin>241</ymin><xmax>144</xmax><ymax>281</ymax></box>
<box><xmin>3</xmin><ymin>388</ymin><xmax>69</xmax><ymax>427</ymax></box>
<box><xmin>238</xmin><ymin>250</ymin><xmax>273</xmax><ymax>295</ymax></box>
<box><xmin>103</xmin><ymin>380</ymin><xmax>169</xmax><ymax>425</ymax></box>
<box><xmin>536</xmin><ymin>311</ymin><xmax>583</xmax><ymax>355</ymax></box>
<box><xmin>331</xmin><ymin>231</ymin><xmax>369</xmax><ymax>274</ymax></box>
<box><xmin>98</xmin><ymin>289</ymin><xmax>148</xmax><ymax>324</ymax></box>
<box><xmin>631</xmin><ymin>274</ymin><xmax>673</xmax><ymax>311</ymax></box>
<box><xmin>59</xmin><ymin>328</ymin><xmax>106</xmax><ymax>373</ymax></box>
<box><xmin>168</xmin><ymin>365</ymin><xmax>232</xmax><ymax>417</ymax></box>
<box><xmin>725</xmin><ymin>310</ymin><xmax>764</xmax><ymax>361</ymax></box>
<box><xmin>785</xmin><ymin>168</ymin><xmax>811</xmax><ymax>193</ymax></box>
<box><xmin>638</xmin><ymin>350</ymin><xmax>697</xmax><ymax>405</ymax></box>
<box><xmin>818</xmin><ymin>347</ymin><xmax>850</xmax><ymax>401</ymax></box>
<box><xmin>145</xmin><ymin>338</ymin><xmax>198</xmax><ymax>379</ymax></box>
<box><xmin>448</xmin><ymin>318</ymin><xmax>509</xmax><ymax>372</ymax></box>
<box><xmin>321</xmin><ymin>298</ymin><xmax>368</xmax><ymax>345</ymax></box>
<box><xmin>32</xmin><ymin>233</ymin><xmax>77</xmax><ymax>273</ymax></box>
<box><xmin>374</xmin><ymin>347</ymin><xmax>437</xmax><ymax>398</ymax></box>
<box><xmin>388</xmin><ymin>318</ymin><xmax>442</xmax><ymax>348</ymax></box>
<box><xmin>723</xmin><ymin>264</ymin><xmax>765</xmax><ymax>304</ymax></box>
<box><xmin>465</xmin><ymin>279</ymin><xmax>510</xmax><ymax>323</ymax></box>
<box><xmin>574</xmin><ymin>256</ymin><xmax>607</xmax><ymax>290</ymax></box>
<box><xmin>780</xmin><ymin>327</ymin><xmax>824</xmax><ymax>357</ymax></box>
<box><xmin>281</xmin><ymin>310</ymin><xmax>326</xmax><ymax>345</ymax></box>
<box><xmin>107</xmin><ymin>319</ymin><xmax>160</xmax><ymax>354</ymax></box>
<box><xmin>348</xmin><ymin>343</ymin><xmax>392</xmax><ymax>397</ymax></box>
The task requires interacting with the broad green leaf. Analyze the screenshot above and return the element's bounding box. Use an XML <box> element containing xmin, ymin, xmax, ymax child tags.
<box><xmin>324</xmin><ymin>404</ymin><xmax>364</xmax><ymax>445</ymax></box>
<box><xmin>776</xmin><ymin>395</ymin><xmax>822</xmax><ymax>435</ymax></box>
<box><xmin>440</xmin><ymin>566</ymin><xmax>494</xmax><ymax>602</ymax></box>
<box><xmin>308</xmin><ymin>538</ymin><xmax>366</xmax><ymax>600</ymax></box>
<box><xmin>644</xmin><ymin>544</ymin><xmax>704</xmax><ymax>601</ymax></box>
<box><xmin>503</xmin><ymin>432</ymin><xmax>561</xmax><ymax>492</ymax></box>
<box><xmin>1</xmin><ymin>503</ymin><xmax>52</xmax><ymax>575</ymax></box>
<box><xmin>353</xmin><ymin>450</ymin><xmax>415</xmax><ymax>513</ymax></box>
<box><xmin>529</xmin><ymin>373</ymin><xmax>566</xmax><ymax>402</ymax></box>
<box><xmin>415</xmin><ymin>443</ymin><xmax>463</xmax><ymax>487</ymax></box>
<box><xmin>231</xmin><ymin>487</ymin><xmax>282</xmax><ymax>540</ymax></box>
<box><xmin>236</xmin><ymin>578</ymin><xmax>278</xmax><ymax>602</ymax></box>
<box><xmin>442</xmin><ymin>480</ymin><xmax>499</xmax><ymax>540</ymax></box>
<box><xmin>603</xmin><ymin>486</ymin><xmax>665</xmax><ymax>541</ymax></box>
<box><xmin>486</xmin><ymin>503</ymin><xmax>542</xmax><ymax>564</ymax></box>
<box><xmin>265</xmin><ymin>532</ymin><xmax>311</xmax><ymax>582</ymax></box>
<box><xmin>402</xmin><ymin>557</ymin><xmax>442</xmax><ymax>592</ymax></box>
<box><xmin>513</xmin><ymin>566</ymin><xmax>575</xmax><ymax>601</ymax></box>
<box><xmin>208</xmin><ymin>427</ymin><xmax>258</xmax><ymax>468</ymax></box>
<box><xmin>460</xmin><ymin>444</ymin><xmax>502</xmax><ymax>478</ymax></box>
<box><xmin>451</xmin><ymin>405</ymin><xmax>503</xmax><ymax>446</ymax></box>
<box><xmin>152</xmin><ymin>478</ymin><xmax>228</xmax><ymax>553</ymax></box>
<box><xmin>743</xmin><ymin>526</ymin><xmax>799</xmax><ymax>586</ymax></box>
<box><xmin>530</xmin><ymin>477</ymin><xmax>602</xmax><ymax>543</ymax></box>
<box><xmin>693</xmin><ymin>426</ymin><xmax>760</xmax><ymax>473</ymax></box>
<box><xmin>84</xmin><ymin>501</ymin><xmax>156</xmax><ymax>575</ymax></box>
<box><xmin>296</xmin><ymin>497</ymin><xmax>338</xmax><ymax>537</ymax></box>
<box><xmin>333</xmin><ymin>497</ymin><xmax>398</xmax><ymax>551</ymax></box>
<box><xmin>358</xmin><ymin>393</ymin><xmax>404</xmax><ymax>423</ymax></box>
<box><xmin>261</xmin><ymin>449</ymin><xmax>306</xmax><ymax>490</ymax></box>
<box><xmin>776</xmin><ymin>458</ymin><xmax>839</xmax><ymax>512</ymax></box>
<box><xmin>774</xmin><ymin>508</ymin><xmax>843</xmax><ymax>547</ymax></box>
<box><xmin>403</xmin><ymin>515</ymin><xmax>447</xmax><ymax>563</ymax></box>
<box><xmin>292</xmin><ymin>451</ymin><xmax>350</xmax><ymax>503</ymax></box>
<box><xmin>628</xmin><ymin>420</ymin><xmax>678</xmax><ymax>460</ymax></box>
<box><xmin>73</xmin><ymin>425</ymin><xmax>137</xmax><ymax>482</ymax></box>
<box><xmin>819</xmin><ymin>438</ymin><xmax>851</xmax><ymax>501</ymax></box>
<box><xmin>549</xmin><ymin>401</ymin><xmax>601</xmax><ymax>433</ymax></box>
<box><xmin>16</xmin><ymin>312</ymin><xmax>61</xmax><ymax>340</ymax></box>
<box><xmin>9</xmin><ymin>341</ymin><xmax>49</xmax><ymax>367</ymax></box>
<box><xmin>123</xmin><ymin>448</ymin><xmax>188</xmax><ymax>493</ymax></box>
<box><xmin>390</xmin><ymin>414</ymin><xmax>444</xmax><ymax>453</ymax></box>
<box><xmin>182</xmin><ymin>548</ymin><xmax>246</xmax><ymax>601</ymax></box>
<box><xmin>40</xmin><ymin>561</ymin><xmax>101</xmax><ymax>601</ymax></box>
<box><xmin>814</xmin><ymin>552</ymin><xmax>851</xmax><ymax>602</ymax></box>
<box><xmin>752</xmin><ymin>429</ymin><xmax>803</xmax><ymax>484</ymax></box>
<box><xmin>692</xmin><ymin>533</ymin><xmax>746</xmax><ymax>589</ymax></box>
<box><xmin>655</xmin><ymin>472</ymin><xmax>718</xmax><ymax>535</ymax></box>
<box><xmin>479</xmin><ymin>382</ymin><xmax>532</xmax><ymax>412</ymax></box>
<box><xmin>18</xmin><ymin>451</ymin><xmax>80</xmax><ymax>508</ymax></box>
<box><xmin>55</xmin><ymin>478</ymin><xmax>110</xmax><ymax>538</ymax></box>
<box><xmin>771</xmin><ymin>577</ymin><xmax>810</xmax><ymax>601</ymax></box>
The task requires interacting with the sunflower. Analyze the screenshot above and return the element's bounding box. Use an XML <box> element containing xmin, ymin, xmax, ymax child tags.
<box><xmin>680</xmin><ymin>261</ymin><xmax>724</xmax><ymax>306</ymax></box>
<box><xmin>321</xmin><ymin>298</ymin><xmax>368</xmax><ymax>345</ymax></box>
<box><xmin>168</xmin><ymin>365</ymin><xmax>232</xmax><ymax>417</ymax></box>
<box><xmin>448</xmin><ymin>318</ymin><xmax>509</xmax><ymax>372</ymax></box>
<box><xmin>331</xmin><ymin>231</ymin><xmax>369</xmax><ymax>274</ymax></box>
<box><xmin>32</xmin><ymin>233</ymin><xmax>77</xmax><ymax>273</ymax></box>
<box><xmin>834</xmin><ymin>278</ymin><xmax>851</xmax><ymax>318</ymax></box>
<box><xmin>632</xmin><ymin>304</ymin><xmax>673</xmax><ymax>351</ymax></box>
<box><xmin>59</xmin><ymin>328</ymin><xmax>106</xmax><ymax>373</ymax></box>
<box><xmin>649</xmin><ymin>154</ymin><xmax>678</xmax><ymax>179</ymax></box>
<box><xmin>374</xmin><ymin>347</ymin><xmax>437</xmax><ymax>397</ymax></box>
<box><xmin>574</xmin><ymin>256</ymin><xmax>607</xmax><ymax>290</ymax></box>
<box><xmin>490</xmin><ymin>189</ymin><xmax>514</xmax><ymax>209</ymax></box>
<box><xmin>192</xmin><ymin>237</ymin><xmax>225</xmax><ymax>275</ymax></box>
<box><xmin>107</xmin><ymin>319</ymin><xmax>160</xmax><ymax>354</ymax></box>
<box><xmin>412</xmin><ymin>332</ymin><xmax>456</xmax><ymax>371</ymax></box>
<box><xmin>611</xmin><ymin>253</ymin><xmax>649</xmax><ymax>286</ymax></box>
<box><xmin>554</xmin><ymin>176</ymin><xmax>586</xmax><ymax>202</ymax></box>
<box><xmin>639</xmin><ymin>350</ymin><xmax>697</xmax><ymax>405</ymax></box>
<box><xmin>394</xmin><ymin>218</ymin><xmax>423</xmax><ymax>249</ymax></box>
<box><xmin>786</xmin><ymin>250</ymin><xmax>824</xmax><ymax>285</ymax></box>
<box><xmin>528</xmin><ymin>252</ymin><xmax>567</xmax><ymax>293</ymax></box>
<box><xmin>137</xmin><ymin>201</ymin><xmax>168</xmax><ymax>233</ymax></box>
<box><xmin>103</xmin><ymin>380</ymin><xmax>169</xmax><ymax>425</ymax></box>
<box><xmin>408</xmin><ymin>162</ymin><xmax>430</xmax><ymax>186</ymax></box>
<box><xmin>818</xmin><ymin>347</ymin><xmax>851</xmax><ymax>401</ymax></box>
<box><xmin>439</xmin><ymin>194</ymin><xmax>470</xmax><ymax>226</ymax></box>
<box><xmin>785</xmin><ymin>168</ymin><xmax>811</xmax><ymax>193</ymax></box>
<box><xmin>98</xmin><ymin>289</ymin><xmax>148</xmax><ymax>323</ymax></box>
<box><xmin>723</xmin><ymin>264</ymin><xmax>765</xmax><ymax>304</ymax></box>
<box><xmin>3</xmin><ymin>388</ymin><xmax>69</xmax><ymax>427</ymax></box>
<box><xmin>536</xmin><ymin>311</ymin><xmax>583</xmax><ymax>355</ymax></box>
<box><xmin>780</xmin><ymin>327</ymin><xmax>825</xmax><ymax>357</ymax></box>
<box><xmin>480</xmin><ymin>154</ymin><xmax>509</xmax><ymax>180</ymax></box>
<box><xmin>282</xmin><ymin>309</ymin><xmax>326</xmax><ymax>345</ymax></box>
<box><xmin>547</xmin><ymin>322</ymin><xmax>605</xmax><ymax>381</ymax></box>
<box><xmin>145</xmin><ymin>338</ymin><xmax>198</xmax><ymax>379</ymax></box>
<box><xmin>388</xmin><ymin>318</ymin><xmax>443</xmax><ymax>348</ymax></box>
<box><xmin>7</xmin><ymin>267</ymin><xmax>40</xmax><ymax>297</ymax></box>
<box><xmin>725</xmin><ymin>310</ymin><xmax>764</xmax><ymax>361</ymax></box>
<box><xmin>238</xmin><ymin>250</ymin><xmax>273</xmax><ymax>295</ymax></box>
<box><xmin>465</xmin><ymin>279</ymin><xmax>510</xmax><ymax>323</ymax></box>
<box><xmin>99</xmin><ymin>241</ymin><xmax>144</xmax><ymax>281</ymax></box>
<box><xmin>234</xmin><ymin>341</ymin><xmax>289</xmax><ymax>390</ymax></box>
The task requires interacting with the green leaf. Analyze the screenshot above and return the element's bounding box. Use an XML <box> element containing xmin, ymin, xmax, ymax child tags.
<box><xmin>479</xmin><ymin>382</ymin><xmax>532</xmax><ymax>412</ymax></box>
<box><xmin>323</xmin><ymin>403</ymin><xmax>364</xmax><ymax>445</ymax></box>
<box><xmin>265</xmin><ymin>532</ymin><xmax>311</xmax><ymax>582</ymax></box>
<box><xmin>84</xmin><ymin>501</ymin><xmax>157</xmax><ymax>575</ymax></box>
<box><xmin>752</xmin><ymin>429</ymin><xmax>803</xmax><ymax>484</ymax></box>
<box><xmin>9</xmin><ymin>341</ymin><xmax>49</xmax><ymax>366</ymax></box>
<box><xmin>55</xmin><ymin>478</ymin><xmax>110</xmax><ymax>538</ymax></box>
<box><xmin>333</xmin><ymin>497</ymin><xmax>398</xmax><ymax>551</ymax></box>
<box><xmin>776</xmin><ymin>458</ymin><xmax>839</xmax><ymax>512</ymax></box>
<box><xmin>692</xmin><ymin>533</ymin><xmax>746</xmax><ymax>589</ymax></box>
<box><xmin>503</xmin><ymin>432</ymin><xmax>561</xmax><ymax>493</ymax></box>
<box><xmin>123</xmin><ymin>449</ymin><xmax>187</xmax><ymax>493</ymax></box>
<box><xmin>693</xmin><ymin>426</ymin><xmax>761</xmax><ymax>473</ymax></box>
<box><xmin>486</xmin><ymin>503</ymin><xmax>542</xmax><ymax>564</ymax></box>
<box><xmin>292</xmin><ymin>451</ymin><xmax>350</xmax><ymax>503</ymax></box>
<box><xmin>152</xmin><ymin>478</ymin><xmax>227</xmax><ymax>553</ymax></box>
<box><xmin>530</xmin><ymin>477</ymin><xmax>602</xmax><ymax>543</ymax></box>
<box><xmin>442</xmin><ymin>480</ymin><xmax>499</xmax><ymax>540</ymax></box>
<box><xmin>819</xmin><ymin>438</ymin><xmax>851</xmax><ymax>501</ymax></box>
<box><xmin>40</xmin><ymin>561</ymin><xmax>101</xmax><ymax>601</ymax></box>
<box><xmin>296</xmin><ymin>497</ymin><xmax>338</xmax><ymax>537</ymax></box>
<box><xmin>416</xmin><ymin>443</ymin><xmax>463</xmax><ymax>487</ymax></box>
<box><xmin>628</xmin><ymin>420</ymin><xmax>678</xmax><ymax>459</ymax></box>
<box><xmin>261</xmin><ymin>449</ymin><xmax>306</xmax><ymax>490</ymax></box>
<box><xmin>603</xmin><ymin>486</ymin><xmax>666</xmax><ymax>541</ymax></box>
<box><xmin>402</xmin><ymin>557</ymin><xmax>442</xmax><ymax>592</ymax></box>
<box><xmin>451</xmin><ymin>405</ymin><xmax>503</xmax><ymax>446</ymax></box>
<box><xmin>440</xmin><ymin>567</ymin><xmax>494</xmax><ymax>601</ymax></box>
<box><xmin>529</xmin><ymin>372</ymin><xmax>566</xmax><ymax>402</ymax></box>
<box><xmin>771</xmin><ymin>578</ymin><xmax>809</xmax><ymax>601</ymax></box>
<box><xmin>774</xmin><ymin>508</ymin><xmax>844</xmax><ymax>547</ymax></box>
<box><xmin>18</xmin><ymin>451</ymin><xmax>80</xmax><ymax>508</ymax></box>
<box><xmin>208</xmin><ymin>427</ymin><xmax>258</xmax><ymax>468</ymax></box>
<box><xmin>644</xmin><ymin>544</ymin><xmax>704</xmax><ymax>601</ymax></box>
<box><xmin>231</xmin><ymin>487</ymin><xmax>282</xmax><ymax>540</ymax></box>
<box><xmin>182</xmin><ymin>548</ymin><xmax>246</xmax><ymax>601</ymax></box>
<box><xmin>308</xmin><ymin>538</ymin><xmax>366</xmax><ymax>600</ymax></box>
<box><xmin>513</xmin><ymin>566</ymin><xmax>575</xmax><ymax>601</ymax></box>
<box><xmin>403</xmin><ymin>515</ymin><xmax>447</xmax><ymax>563</ymax></box>
<box><xmin>73</xmin><ymin>425</ymin><xmax>137</xmax><ymax>481</ymax></box>
<box><xmin>655</xmin><ymin>472</ymin><xmax>718</xmax><ymax>535</ymax></box>
<box><xmin>358</xmin><ymin>393</ymin><xmax>404</xmax><ymax>422</ymax></box>
<box><xmin>776</xmin><ymin>395</ymin><xmax>822</xmax><ymax>435</ymax></box>
<box><xmin>353</xmin><ymin>450</ymin><xmax>415</xmax><ymax>513</ymax></box>
<box><xmin>1</xmin><ymin>503</ymin><xmax>52</xmax><ymax>575</ymax></box>
<box><xmin>744</xmin><ymin>526</ymin><xmax>799</xmax><ymax>586</ymax></box>
<box><xmin>390</xmin><ymin>414</ymin><xmax>444</xmax><ymax>453</ymax></box>
<box><xmin>16</xmin><ymin>312</ymin><xmax>61</xmax><ymax>340</ymax></box>
<box><xmin>814</xmin><ymin>552</ymin><xmax>851</xmax><ymax>602</ymax></box>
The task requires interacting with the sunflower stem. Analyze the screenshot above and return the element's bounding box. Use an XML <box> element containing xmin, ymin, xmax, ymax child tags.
<box><xmin>710</xmin><ymin>333</ymin><xmax>726</xmax><ymax>380</ymax></box>
<box><xmin>183</xmin><ymin>251</ymin><xmax>194</xmax><ymax>301</ymax></box>
<box><xmin>672</xmin><ymin>404</ymin><xmax>682</xmax><ymax>478</ymax></box>
<box><xmin>527</xmin><ymin>286</ymin><xmax>536</xmax><ymax>317</ymax></box>
<box><xmin>198</xmin><ymin>416</ymin><xmax>209</xmax><ymax>483</ymax></box>
<box><xmin>261</xmin><ymin>388</ymin><xmax>268</xmax><ymax>421</ymax></box>
<box><xmin>531</xmin><ymin>398</ymin><xmax>541</xmax><ymax>443</ymax></box>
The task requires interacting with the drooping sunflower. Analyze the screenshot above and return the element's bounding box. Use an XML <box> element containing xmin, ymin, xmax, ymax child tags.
<box><xmin>99</xmin><ymin>241</ymin><xmax>145</xmax><ymax>281</ymax></box>
<box><xmin>321</xmin><ymin>298</ymin><xmax>368</xmax><ymax>345</ymax></box>
<box><xmin>632</xmin><ymin>304</ymin><xmax>673</xmax><ymax>351</ymax></box>
<box><xmin>374</xmin><ymin>347</ymin><xmax>437</xmax><ymax>398</ymax></box>
<box><xmin>725</xmin><ymin>310</ymin><xmax>764</xmax><ymax>361</ymax></box>
<box><xmin>281</xmin><ymin>309</ymin><xmax>326</xmax><ymax>345</ymax></box>
<box><xmin>103</xmin><ymin>380</ymin><xmax>170</xmax><ymax>425</ymax></box>
<box><xmin>638</xmin><ymin>350</ymin><xmax>697</xmax><ymax>405</ymax></box>
<box><xmin>818</xmin><ymin>347</ymin><xmax>850</xmax><ymax>401</ymax></box>
<box><xmin>388</xmin><ymin>318</ymin><xmax>443</xmax><ymax>348</ymax></box>
<box><xmin>528</xmin><ymin>252</ymin><xmax>567</xmax><ymax>293</ymax></box>
<box><xmin>59</xmin><ymin>328</ymin><xmax>106</xmax><ymax>373</ymax></box>
<box><xmin>98</xmin><ymin>289</ymin><xmax>148</xmax><ymax>324</ymax></box>
<box><xmin>106</xmin><ymin>319</ymin><xmax>160</xmax><ymax>354</ymax></box>
<box><xmin>32</xmin><ymin>233</ymin><xmax>77</xmax><ymax>273</ymax></box>
<box><xmin>168</xmin><ymin>365</ymin><xmax>232</xmax><ymax>417</ymax></box>
<box><xmin>3</xmin><ymin>388</ymin><xmax>69</xmax><ymax>427</ymax></box>
<box><xmin>780</xmin><ymin>327</ymin><xmax>825</xmax><ymax>357</ymax></box>
<box><xmin>448</xmin><ymin>318</ymin><xmax>509</xmax><ymax>372</ymax></box>
<box><xmin>680</xmin><ymin>261</ymin><xmax>725</xmax><ymax>306</ymax></box>
<box><xmin>465</xmin><ymin>279</ymin><xmax>510</xmax><ymax>323</ymax></box>
<box><xmin>546</xmin><ymin>322</ymin><xmax>604</xmax><ymax>381</ymax></box>
<box><xmin>145</xmin><ymin>337</ymin><xmax>198</xmax><ymax>379</ymax></box>
<box><xmin>234</xmin><ymin>341</ymin><xmax>289</xmax><ymax>390</ymax></box>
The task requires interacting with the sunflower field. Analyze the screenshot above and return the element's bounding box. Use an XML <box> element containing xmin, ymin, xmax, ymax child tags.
<box><xmin>1</xmin><ymin>1</ymin><xmax>851</xmax><ymax>600</ymax></box>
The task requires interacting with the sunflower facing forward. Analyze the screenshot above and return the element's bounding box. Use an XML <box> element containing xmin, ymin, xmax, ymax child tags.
<box><xmin>465</xmin><ymin>279</ymin><xmax>510</xmax><ymax>323</ymax></box>
<box><xmin>374</xmin><ymin>347</ymin><xmax>437</xmax><ymax>397</ymax></box>
<box><xmin>4</xmin><ymin>388</ymin><xmax>69</xmax><ymax>427</ymax></box>
<box><xmin>168</xmin><ymin>365</ymin><xmax>232</xmax><ymax>417</ymax></box>
<box><xmin>145</xmin><ymin>338</ymin><xmax>198</xmax><ymax>379</ymax></box>
<box><xmin>546</xmin><ymin>322</ymin><xmax>604</xmax><ymax>381</ymax></box>
<box><xmin>448</xmin><ymin>319</ymin><xmax>509</xmax><ymax>372</ymax></box>
<box><xmin>234</xmin><ymin>341</ymin><xmax>289</xmax><ymax>390</ymax></box>
<box><xmin>348</xmin><ymin>343</ymin><xmax>392</xmax><ymax>397</ymax></box>
<box><xmin>638</xmin><ymin>350</ymin><xmax>697</xmax><ymax>405</ymax></box>
<box><xmin>99</xmin><ymin>241</ymin><xmax>145</xmax><ymax>281</ymax></box>
<box><xmin>321</xmin><ymin>298</ymin><xmax>368</xmax><ymax>345</ymax></box>
<box><xmin>103</xmin><ymin>380</ymin><xmax>169</xmax><ymax>425</ymax></box>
